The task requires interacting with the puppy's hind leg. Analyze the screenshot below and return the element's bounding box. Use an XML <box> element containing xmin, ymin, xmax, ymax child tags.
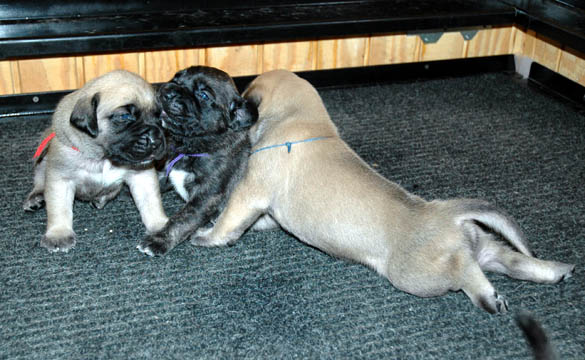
<box><xmin>460</xmin><ymin>260</ymin><xmax>509</xmax><ymax>314</ymax></box>
<box><xmin>478</xmin><ymin>235</ymin><xmax>575</xmax><ymax>284</ymax></box>
<box><xmin>23</xmin><ymin>157</ymin><xmax>47</xmax><ymax>212</ymax></box>
<box><xmin>192</xmin><ymin>180</ymin><xmax>268</xmax><ymax>247</ymax></box>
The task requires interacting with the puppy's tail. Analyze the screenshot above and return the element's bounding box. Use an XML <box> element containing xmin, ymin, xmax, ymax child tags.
<box><xmin>450</xmin><ymin>199</ymin><xmax>532</xmax><ymax>257</ymax></box>
<box><xmin>516</xmin><ymin>312</ymin><xmax>558</xmax><ymax>360</ymax></box>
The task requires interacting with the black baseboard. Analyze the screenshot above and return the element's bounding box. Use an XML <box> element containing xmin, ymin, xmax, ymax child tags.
<box><xmin>0</xmin><ymin>55</ymin><xmax>515</xmax><ymax>120</ymax></box>
<box><xmin>528</xmin><ymin>62</ymin><xmax>585</xmax><ymax>111</ymax></box>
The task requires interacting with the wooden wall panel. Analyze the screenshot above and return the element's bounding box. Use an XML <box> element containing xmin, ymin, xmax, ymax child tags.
<box><xmin>142</xmin><ymin>50</ymin><xmax>180</xmax><ymax>83</ymax></box>
<box><xmin>262</xmin><ymin>40</ymin><xmax>316</xmax><ymax>72</ymax></box>
<box><xmin>82</xmin><ymin>53</ymin><xmax>141</xmax><ymax>84</ymax></box>
<box><xmin>558</xmin><ymin>48</ymin><xmax>585</xmax><ymax>85</ymax></box>
<box><xmin>142</xmin><ymin>48</ymin><xmax>204</xmax><ymax>82</ymax></box>
<box><xmin>16</xmin><ymin>58</ymin><xmax>78</xmax><ymax>93</ymax></box>
<box><xmin>1</xmin><ymin>27</ymin><xmax>584</xmax><ymax>95</ymax></box>
<box><xmin>511</xmin><ymin>27</ymin><xmax>585</xmax><ymax>86</ymax></box>
<box><xmin>510</xmin><ymin>26</ymin><xmax>526</xmax><ymax>55</ymax></box>
<box><xmin>317</xmin><ymin>37</ymin><xmax>368</xmax><ymax>69</ymax></box>
<box><xmin>526</xmin><ymin>31</ymin><xmax>563</xmax><ymax>73</ymax></box>
<box><xmin>204</xmin><ymin>44</ymin><xmax>260</xmax><ymax>77</ymax></box>
<box><xmin>0</xmin><ymin>61</ymin><xmax>15</xmax><ymax>95</ymax></box>
<box><xmin>368</xmin><ymin>34</ymin><xmax>419</xmax><ymax>65</ymax></box>
<box><xmin>175</xmin><ymin>49</ymin><xmax>205</xmax><ymax>73</ymax></box>
<box><xmin>419</xmin><ymin>32</ymin><xmax>466</xmax><ymax>61</ymax></box>
<box><xmin>466</xmin><ymin>27</ymin><xmax>513</xmax><ymax>57</ymax></box>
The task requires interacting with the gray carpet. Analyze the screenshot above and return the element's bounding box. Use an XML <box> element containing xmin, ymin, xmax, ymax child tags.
<box><xmin>1</xmin><ymin>72</ymin><xmax>583</xmax><ymax>359</ymax></box>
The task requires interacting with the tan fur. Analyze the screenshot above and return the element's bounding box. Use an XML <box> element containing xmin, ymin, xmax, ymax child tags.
<box><xmin>24</xmin><ymin>70</ymin><xmax>168</xmax><ymax>252</ymax></box>
<box><xmin>194</xmin><ymin>70</ymin><xmax>574</xmax><ymax>313</ymax></box>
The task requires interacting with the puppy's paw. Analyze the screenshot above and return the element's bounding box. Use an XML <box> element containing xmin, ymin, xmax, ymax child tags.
<box><xmin>137</xmin><ymin>233</ymin><xmax>171</xmax><ymax>256</ymax></box>
<box><xmin>556</xmin><ymin>263</ymin><xmax>575</xmax><ymax>283</ymax></box>
<box><xmin>494</xmin><ymin>293</ymin><xmax>509</xmax><ymax>314</ymax></box>
<box><xmin>190</xmin><ymin>227</ymin><xmax>232</xmax><ymax>247</ymax></box>
<box><xmin>480</xmin><ymin>292</ymin><xmax>509</xmax><ymax>314</ymax></box>
<box><xmin>41</xmin><ymin>229</ymin><xmax>76</xmax><ymax>252</ymax></box>
<box><xmin>23</xmin><ymin>193</ymin><xmax>45</xmax><ymax>212</ymax></box>
<box><xmin>190</xmin><ymin>227</ymin><xmax>214</xmax><ymax>246</ymax></box>
<box><xmin>91</xmin><ymin>197</ymin><xmax>109</xmax><ymax>210</ymax></box>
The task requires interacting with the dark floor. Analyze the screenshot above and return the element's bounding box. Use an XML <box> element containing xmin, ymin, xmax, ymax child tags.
<box><xmin>1</xmin><ymin>72</ymin><xmax>583</xmax><ymax>359</ymax></box>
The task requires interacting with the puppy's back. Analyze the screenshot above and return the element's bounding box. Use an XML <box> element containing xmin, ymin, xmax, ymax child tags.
<box><xmin>245</xmin><ymin>70</ymin><xmax>338</xmax><ymax>146</ymax></box>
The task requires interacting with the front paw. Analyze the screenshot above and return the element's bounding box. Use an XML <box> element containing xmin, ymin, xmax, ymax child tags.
<box><xmin>137</xmin><ymin>233</ymin><xmax>172</xmax><ymax>256</ymax></box>
<box><xmin>190</xmin><ymin>227</ymin><xmax>214</xmax><ymax>246</ymax></box>
<box><xmin>41</xmin><ymin>229</ymin><xmax>76</xmax><ymax>252</ymax></box>
<box><xmin>190</xmin><ymin>227</ymin><xmax>233</xmax><ymax>247</ymax></box>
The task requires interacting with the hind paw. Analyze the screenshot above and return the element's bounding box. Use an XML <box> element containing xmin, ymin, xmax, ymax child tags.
<box><xmin>479</xmin><ymin>292</ymin><xmax>509</xmax><ymax>314</ymax></box>
<box><xmin>558</xmin><ymin>263</ymin><xmax>575</xmax><ymax>282</ymax></box>
<box><xmin>494</xmin><ymin>293</ymin><xmax>509</xmax><ymax>314</ymax></box>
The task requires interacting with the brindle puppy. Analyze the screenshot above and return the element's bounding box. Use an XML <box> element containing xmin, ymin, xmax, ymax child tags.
<box><xmin>137</xmin><ymin>66</ymin><xmax>257</xmax><ymax>256</ymax></box>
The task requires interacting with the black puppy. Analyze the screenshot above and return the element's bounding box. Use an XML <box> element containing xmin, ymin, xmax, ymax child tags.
<box><xmin>137</xmin><ymin>66</ymin><xmax>258</xmax><ymax>256</ymax></box>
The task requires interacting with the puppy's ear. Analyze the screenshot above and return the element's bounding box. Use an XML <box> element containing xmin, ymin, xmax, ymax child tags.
<box><xmin>242</xmin><ymin>83</ymin><xmax>262</xmax><ymax>109</ymax></box>
<box><xmin>228</xmin><ymin>98</ymin><xmax>258</xmax><ymax>131</ymax></box>
<box><xmin>70</xmin><ymin>93</ymin><xmax>100</xmax><ymax>138</ymax></box>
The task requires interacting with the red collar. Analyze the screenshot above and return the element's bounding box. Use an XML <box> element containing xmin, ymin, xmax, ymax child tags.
<box><xmin>33</xmin><ymin>132</ymin><xmax>79</xmax><ymax>159</ymax></box>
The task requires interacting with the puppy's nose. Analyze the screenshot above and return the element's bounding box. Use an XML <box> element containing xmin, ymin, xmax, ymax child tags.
<box><xmin>161</xmin><ymin>90</ymin><xmax>178</xmax><ymax>102</ymax></box>
<box><xmin>147</xmin><ymin>127</ymin><xmax>166</xmax><ymax>152</ymax></box>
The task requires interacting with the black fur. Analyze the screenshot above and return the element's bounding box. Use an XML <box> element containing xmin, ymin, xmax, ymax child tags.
<box><xmin>70</xmin><ymin>93</ymin><xmax>100</xmax><ymax>138</ymax></box>
<box><xmin>138</xmin><ymin>66</ymin><xmax>258</xmax><ymax>256</ymax></box>
<box><xmin>516</xmin><ymin>313</ymin><xmax>558</xmax><ymax>360</ymax></box>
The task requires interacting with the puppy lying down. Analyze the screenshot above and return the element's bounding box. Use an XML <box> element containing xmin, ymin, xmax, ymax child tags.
<box><xmin>194</xmin><ymin>70</ymin><xmax>575</xmax><ymax>313</ymax></box>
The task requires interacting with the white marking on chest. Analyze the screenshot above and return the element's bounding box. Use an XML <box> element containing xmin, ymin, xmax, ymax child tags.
<box><xmin>168</xmin><ymin>169</ymin><xmax>191</xmax><ymax>202</ymax></box>
<box><xmin>97</xmin><ymin>160</ymin><xmax>126</xmax><ymax>186</ymax></box>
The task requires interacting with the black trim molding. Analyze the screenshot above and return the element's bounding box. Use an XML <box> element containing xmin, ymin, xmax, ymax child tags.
<box><xmin>2</xmin><ymin>0</ymin><xmax>584</xmax><ymax>61</ymax></box>
<box><xmin>0</xmin><ymin>0</ymin><xmax>517</xmax><ymax>60</ymax></box>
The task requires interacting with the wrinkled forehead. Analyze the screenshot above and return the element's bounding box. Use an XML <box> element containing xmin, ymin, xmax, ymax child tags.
<box><xmin>96</xmin><ymin>82</ymin><xmax>157</xmax><ymax>116</ymax></box>
<box><xmin>173</xmin><ymin>68</ymin><xmax>238</xmax><ymax>99</ymax></box>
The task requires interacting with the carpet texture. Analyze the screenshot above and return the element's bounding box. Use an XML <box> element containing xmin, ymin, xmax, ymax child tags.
<box><xmin>1</xmin><ymin>72</ymin><xmax>583</xmax><ymax>359</ymax></box>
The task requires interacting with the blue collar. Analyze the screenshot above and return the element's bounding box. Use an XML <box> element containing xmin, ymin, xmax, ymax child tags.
<box><xmin>250</xmin><ymin>136</ymin><xmax>331</xmax><ymax>155</ymax></box>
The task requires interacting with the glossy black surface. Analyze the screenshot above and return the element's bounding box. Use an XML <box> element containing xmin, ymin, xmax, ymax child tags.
<box><xmin>502</xmin><ymin>0</ymin><xmax>585</xmax><ymax>53</ymax></box>
<box><xmin>0</xmin><ymin>0</ymin><xmax>515</xmax><ymax>60</ymax></box>
<box><xmin>0</xmin><ymin>0</ymin><xmax>582</xmax><ymax>79</ymax></box>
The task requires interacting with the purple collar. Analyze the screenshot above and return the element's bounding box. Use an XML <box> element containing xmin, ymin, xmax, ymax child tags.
<box><xmin>165</xmin><ymin>152</ymin><xmax>210</xmax><ymax>177</ymax></box>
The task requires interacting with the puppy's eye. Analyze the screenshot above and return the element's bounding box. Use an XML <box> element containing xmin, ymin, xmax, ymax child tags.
<box><xmin>114</xmin><ymin>113</ymin><xmax>136</xmax><ymax>122</ymax></box>
<box><xmin>196</xmin><ymin>91</ymin><xmax>211</xmax><ymax>101</ymax></box>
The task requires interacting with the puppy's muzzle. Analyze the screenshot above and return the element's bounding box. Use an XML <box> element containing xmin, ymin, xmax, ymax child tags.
<box><xmin>158</xmin><ymin>83</ymin><xmax>192</xmax><ymax>118</ymax></box>
<box><xmin>106</xmin><ymin>124</ymin><xmax>166</xmax><ymax>167</ymax></box>
<box><xmin>135</xmin><ymin>126</ymin><xmax>166</xmax><ymax>160</ymax></box>
<box><xmin>228</xmin><ymin>99</ymin><xmax>258</xmax><ymax>131</ymax></box>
